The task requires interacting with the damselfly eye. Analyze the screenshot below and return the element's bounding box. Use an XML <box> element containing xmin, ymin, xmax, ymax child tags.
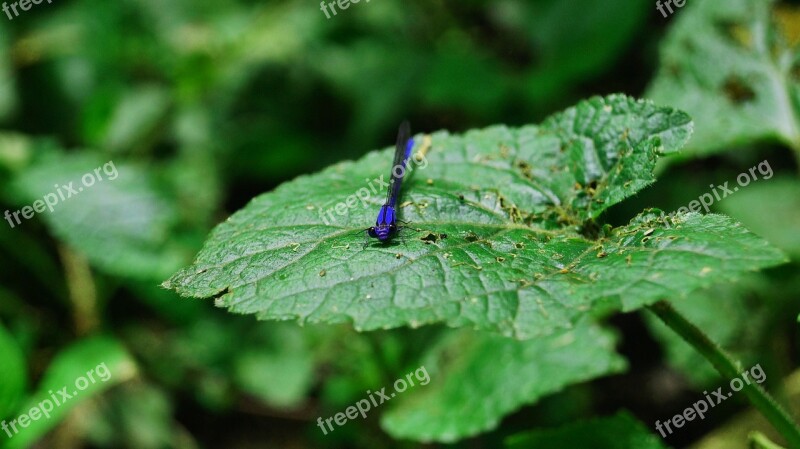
<box><xmin>367</xmin><ymin>227</ymin><xmax>378</xmax><ymax>238</ymax></box>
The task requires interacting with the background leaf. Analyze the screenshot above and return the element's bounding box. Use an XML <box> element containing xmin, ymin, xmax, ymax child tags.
<box><xmin>381</xmin><ymin>322</ymin><xmax>626</xmax><ymax>442</ymax></box>
<box><xmin>81</xmin><ymin>384</ymin><xmax>177</xmax><ymax>449</ymax></box>
<box><xmin>644</xmin><ymin>274</ymin><xmax>770</xmax><ymax>386</ymax></box>
<box><xmin>517</xmin><ymin>0</ymin><xmax>649</xmax><ymax>108</ymax></box>
<box><xmin>716</xmin><ymin>177</ymin><xmax>800</xmax><ymax>257</ymax></box>
<box><xmin>646</xmin><ymin>0</ymin><xmax>800</xmax><ymax>158</ymax></box>
<box><xmin>3</xmin><ymin>336</ymin><xmax>136</xmax><ymax>449</ymax></box>
<box><xmin>0</xmin><ymin>323</ymin><xmax>26</xmax><ymax>420</ymax></box>
<box><xmin>505</xmin><ymin>411</ymin><xmax>671</xmax><ymax>449</ymax></box>
<box><xmin>232</xmin><ymin>324</ymin><xmax>316</xmax><ymax>408</ymax></box>
<box><xmin>10</xmin><ymin>153</ymin><xmax>190</xmax><ymax>280</ymax></box>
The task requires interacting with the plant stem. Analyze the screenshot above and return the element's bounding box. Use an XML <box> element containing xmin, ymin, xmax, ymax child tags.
<box><xmin>750</xmin><ymin>431</ymin><xmax>788</xmax><ymax>449</ymax></box>
<box><xmin>58</xmin><ymin>244</ymin><xmax>99</xmax><ymax>336</ymax></box>
<box><xmin>649</xmin><ymin>301</ymin><xmax>800</xmax><ymax>449</ymax></box>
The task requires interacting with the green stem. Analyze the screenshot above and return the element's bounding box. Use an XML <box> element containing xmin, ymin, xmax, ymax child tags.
<box><xmin>58</xmin><ymin>245</ymin><xmax>99</xmax><ymax>336</ymax></box>
<box><xmin>649</xmin><ymin>301</ymin><xmax>800</xmax><ymax>449</ymax></box>
<box><xmin>750</xmin><ymin>431</ymin><xmax>788</xmax><ymax>449</ymax></box>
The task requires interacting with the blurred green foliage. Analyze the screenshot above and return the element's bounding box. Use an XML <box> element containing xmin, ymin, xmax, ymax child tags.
<box><xmin>0</xmin><ymin>0</ymin><xmax>798</xmax><ymax>448</ymax></box>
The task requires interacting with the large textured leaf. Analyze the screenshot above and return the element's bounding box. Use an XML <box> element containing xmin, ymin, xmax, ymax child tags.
<box><xmin>165</xmin><ymin>95</ymin><xmax>785</xmax><ymax>339</ymax></box>
<box><xmin>646</xmin><ymin>0</ymin><xmax>800</xmax><ymax>157</ymax></box>
<box><xmin>505</xmin><ymin>411</ymin><xmax>671</xmax><ymax>449</ymax></box>
<box><xmin>381</xmin><ymin>322</ymin><xmax>626</xmax><ymax>442</ymax></box>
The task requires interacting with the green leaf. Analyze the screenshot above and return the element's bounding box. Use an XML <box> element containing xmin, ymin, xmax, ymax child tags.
<box><xmin>232</xmin><ymin>324</ymin><xmax>316</xmax><ymax>409</ymax></box>
<box><xmin>0</xmin><ymin>323</ymin><xmax>26</xmax><ymax>420</ymax></box>
<box><xmin>381</xmin><ymin>322</ymin><xmax>626</xmax><ymax>443</ymax></box>
<box><xmin>0</xmin><ymin>133</ymin><xmax>35</xmax><ymax>178</ymax></box>
<box><xmin>716</xmin><ymin>177</ymin><xmax>800</xmax><ymax>257</ymax></box>
<box><xmin>102</xmin><ymin>85</ymin><xmax>171</xmax><ymax>154</ymax></box>
<box><xmin>519</xmin><ymin>0</ymin><xmax>649</xmax><ymax>106</ymax></box>
<box><xmin>505</xmin><ymin>411</ymin><xmax>671</xmax><ymax>449</ymax></box>
<box><xmin>0</xmin><ymin>23</ymin><xmax>16</xmax><ymax>121</ymax></box>
<box><xmin>420</xmin><ymin>38</ymin><xmax>511</xmax><ymax>115</ymax></box>
<box><xmin>82</xmin><ymin>384</ymin><xmax>176</xmax><ymax>449</ymax></box>
<box><xmin>646</xmin><ymin>0</ymin><xmax>800</xmax><ymax>157</ymax></box>
<box><xmin>644</xmin><ymin>274</ymin><xmax>770</xmax><ymax>386</ymax></box>
<box><xmin>3</xmin><ymin>336</ymin><xmax>136</xmax><ymax>449</ymax></box>
<box><xmin>165</xmin><ymin>95</ymin><xmax>784</xmax><ymax>339</ymax></box>
<box><xmin>233</xmin><ymin>349</ymin><xmax>314</xmax><ymax>409</ymax></box>
<box><xmin>10</xmin><ymin>153</ymin><xmax>188</xmax><ymax>280</ymax></box>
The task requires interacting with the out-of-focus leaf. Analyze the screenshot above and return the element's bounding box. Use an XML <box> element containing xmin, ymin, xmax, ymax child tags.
<box><xmin>233</xmin><ymin>349</ymin><xmax>314</xmax><ymax>409</ymax></box>
<box><xmin>83</xmin><ymin>383</ymin><xmax>176</xmax><ymax>449</ymax></box>
<box><xmin>647</xmin><ymin>0</ymin><xmax>800</xmax><ymax>157</ymax></box>
<box><xmin>103</xmin><ymin>86</ymin><xmax>171</xmax><ymax>154</ymax></box>
<box><xmin>4</xmin><ymin>337</ymin><xmax>136</xmax><ymax>449</ymax></box>
<box><xmin>0</xmin><ymin>323</ymin><xmax>26</xmax><ymax>419</ymax></box>
<box><xmin>126</xmin><ymin>316</ymin><xmax>322</xmax><ymax>412</ymax></box>
<box><xmin>0</xmin><ymin>133</ymin><xmax>34</xmax><ymax>173</ymax></box>
<box><xmin>127</xmin><ymin>282</ymin><xmax>206</xmax><ymax>324</ymax></box>
<box><xmin>123</xmin><ymin>314</ymin><xmax>237</xmax><ymax>409</ymax></box>
<box><xmin>166</xmin><ymin>106</ymin><xmax>222</xmax><ymax>229</ymax></box>
<box><xmin>644</xmin><ymin>274</ymin><xmax>769</xmax><ymax>386</ymax></box>
<box><xmin>309</xmin><ymin>40</ymin><xmax>421</xmax><ymax>147</ymax></box>
<box><xmin>516</xmin><ymin>0</ymin><xmax>649</xmax><ymax>106</ymax></box>
<box><xmin>11</xmin><ymin>153</ymin><xmax>189</xmax><ymax>280</ymax></box>
<box><xmin>716</xmin><ymin>177</ymin><xmax>800</xmax><ymax>257</ymax></box>
<box><xmin>166</xmin><ymin>95</ymin><xmax>784</xmax><ymax>339</ymax></box>
<box><xmin>0</xmin><ymin>214</ymin><xmax>65</xmax><ymax>302</ymax></box>
<box><xmin>505</xmin><ymin>411</ymin><xmax>671</xmax><ymax>449</ymax></box>
<box><xmin>381</xmin><ymin>322</ymin><xmax>626</xmax><ymax>442</ymax></box>
<box><xmin>419</xmin><ymin>37</ymin><xmax>510</xmax><ymax>114</ymax></box>
<box><xmin>679</xmin><ymin>369</ymin><xmax>800</xmax><ymax>449</ymax></box>
<box><xmin>232</xmin><ymin>322</ymin><xmax>316</xmax><ymax>408</ymax></box>
<box><xmin>0</xmin><ymin>23</ymin><xmax>16</xmax><ymax>121</ymax></box>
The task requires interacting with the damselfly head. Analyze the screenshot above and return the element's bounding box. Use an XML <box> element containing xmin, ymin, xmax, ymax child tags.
<box><xmin>373</xmin><ymin>223</ymin><xmax>397</xmax><ymax>241</ymax></box>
